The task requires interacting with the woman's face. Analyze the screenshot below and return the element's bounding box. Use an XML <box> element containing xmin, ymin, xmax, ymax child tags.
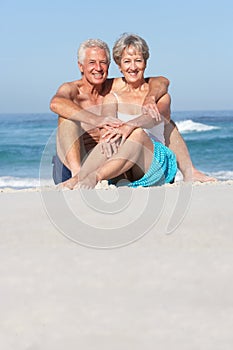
<box><xmin>119</xmin><ymin>45</ymin><xmax>146</xmax><ymax>84</ymax></box>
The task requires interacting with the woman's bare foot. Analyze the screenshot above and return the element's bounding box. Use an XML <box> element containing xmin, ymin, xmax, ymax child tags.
<box><xmin>183</xmin><ymin>167</ymin><xmax>217</xmax><ymax>183</ymax></box>
<box><xmin>77</xmin><ymin>172</ymin><xmax>98</xmax><ymax>189</ymax></box>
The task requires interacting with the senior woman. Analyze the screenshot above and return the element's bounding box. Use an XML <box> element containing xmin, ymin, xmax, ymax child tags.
<box><xmin>63</xmin><ymin>34</ymin><xmax>177</xmax><ymax>189</ymax></box>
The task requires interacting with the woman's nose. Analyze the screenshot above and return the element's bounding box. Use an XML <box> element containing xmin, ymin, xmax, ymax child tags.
<box><xmin>129</xmin><ymin>61</ymin><xmax>136</xmax><ymax>69</ymax></box>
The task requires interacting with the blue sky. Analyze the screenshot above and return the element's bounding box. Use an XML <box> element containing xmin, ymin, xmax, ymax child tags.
<box><xmin>1</xmin><ymin>0</ymin><xmax>232</xmax><ymax>113</ymax></box>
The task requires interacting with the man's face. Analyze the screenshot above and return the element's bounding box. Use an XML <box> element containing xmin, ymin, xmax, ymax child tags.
<box><xmin>78</xmin><ymin>47</ymin><xmax>109</xmax><ymax>85</ymax></box>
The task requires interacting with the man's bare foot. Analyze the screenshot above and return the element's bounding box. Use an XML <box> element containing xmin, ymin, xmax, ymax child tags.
<box><xmin>58</xmin><ymin>174</ymin><xmax>79</xmax><ymax>190</ymax></box>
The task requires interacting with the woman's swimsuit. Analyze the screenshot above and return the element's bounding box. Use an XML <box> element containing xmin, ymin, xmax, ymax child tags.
<box><xmin>112</xmin><ymin>92</ymin><xmax>177</xmax><ymax>187</ymax></box>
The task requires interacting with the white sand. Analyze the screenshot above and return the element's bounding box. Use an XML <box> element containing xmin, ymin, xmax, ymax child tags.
<box><xmin>1</xmin><ymin>181</ymin><xmax>233</xmax><ymax>349</ymax></box>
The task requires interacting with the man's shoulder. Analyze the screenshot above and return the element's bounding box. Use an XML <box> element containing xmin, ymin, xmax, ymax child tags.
<box><xmin>57</xmin><ymin>79</ymin><xmax>82</xmax><ymax>95</ymax></box>
<box><xmin>103</xmin><ymin>77</ymin><xmax>124</xmax><ymax>93</ymax></box>
<box><xmin>60</xmin><ymin>79</ymin><xmax>81</xmax><ymax>89</ymax></box>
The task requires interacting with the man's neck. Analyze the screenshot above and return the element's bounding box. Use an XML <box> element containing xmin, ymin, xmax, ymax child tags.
<box><xmin>80</xmin><ymin>77</ymin><xmax>105</xmax><ymax>97</ymax></box>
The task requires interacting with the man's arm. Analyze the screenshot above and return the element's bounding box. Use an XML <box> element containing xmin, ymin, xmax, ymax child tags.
<box><xmin>146</xmin><ymin>76</ymin><xmax>170</xmax><ymax>101</ymax></box>
<box><xmin>50</xmin><ymin>83</ymin><xmax>97</xmax><ymax>125</ymax></box>
<box><xmin>143</xmin><ymin>76</ymin><xmax>170</xmax><ymax>119</ymax></box>
<box><xmin>50</xmin><ymin>83</ymin><xmax>120</xmax><ymax>128</ymax></box>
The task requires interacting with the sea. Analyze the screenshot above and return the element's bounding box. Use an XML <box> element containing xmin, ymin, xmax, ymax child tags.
<box><xmin>0</xmin><ymin>110</ymin><xmax>233</xmax><ymax>189</ymax></box>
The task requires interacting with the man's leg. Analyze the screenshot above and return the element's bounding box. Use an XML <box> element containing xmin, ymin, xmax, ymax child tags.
<box><xmin>156</xmin><ymin>95</ymin><xmax>192</xmax><ymax>180</ymax></box>
<box><xmin>164</xmin><ymin>120</ymin><xmax>216</xmax><ymax>182</ymax></box>
<box><xmin>156</xmin><ymin>93</ymin><xmax>171</xmax><ymax>121</ymax></box>
<box><xmin>164</xmin><ymin>120</ymin><xmax>193</xmax><ymax>181</ymax></box>
<box><xmin>156</xmin><ymin>94</ymin><xmax>215</xmax><ymax>182</ymax></box>
<box><xmin>56</xmin><ymin>117</ymin><xmax>84</xmax><ymax>177</ymax></box>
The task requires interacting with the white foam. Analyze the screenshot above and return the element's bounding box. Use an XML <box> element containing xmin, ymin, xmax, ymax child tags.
<box><xmin>208</xmin><ymin>170</ymin><xmax>233</xmax><ymax>181</ymax></box>
<box><xmin>176</xmin><ymin>119</ymin><xmax>219</xmax><ymax>133</ymax></box>
<box><xmin>1</xmin><ymin>170</ymin><xmax>232</xmax><ymax>190</ymax></box>
<box><xmin>0</xmin><ymin>176</ymin><xmax>53</xmax><ymax>189</ymax></box>
<box><xmin>175</xmin><ymin>170</ymin><xmax>233</xmax><ymax>181</ymax></box>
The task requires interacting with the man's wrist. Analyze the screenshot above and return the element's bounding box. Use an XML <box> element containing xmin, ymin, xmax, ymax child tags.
<box><xmin>145</xmin><ymin>95</ymin><xmax>156</xmax><ymax>102</ymax></box>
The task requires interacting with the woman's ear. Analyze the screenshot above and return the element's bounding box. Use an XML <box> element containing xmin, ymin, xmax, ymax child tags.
<box><xmin>118</xmin><ymin>65</ymin><xmax>122</xmax><ymax>73</ymax></box>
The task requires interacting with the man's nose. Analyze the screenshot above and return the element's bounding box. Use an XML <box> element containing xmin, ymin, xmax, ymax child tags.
<box><xmin>95</xmin><ymin>62</ymin><xmax>102</xmax><ymax>70</ymax></box>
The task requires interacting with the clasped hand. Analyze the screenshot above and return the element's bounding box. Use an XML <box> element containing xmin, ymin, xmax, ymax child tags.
<box><xmin>100</xmin><ymin>123</ymin><xmax>136</xmax><ymax>158</ymax></box>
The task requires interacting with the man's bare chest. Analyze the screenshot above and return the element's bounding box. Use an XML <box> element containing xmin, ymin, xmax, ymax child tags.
<box><xmin>74</xmin><ymin>95</ymin><xmax>103</xmax><ymax>114</ymax></box>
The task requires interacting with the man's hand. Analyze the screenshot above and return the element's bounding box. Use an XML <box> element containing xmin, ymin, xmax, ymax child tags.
<box><xmin>142</xmin><ymin>96</ymin><xmax>161</xmax><ymax>121</ymax></box>
<box><xmin>97</xmin><ymin>116</ymin><xmax>123</xmax><ymax>129</ymax></box>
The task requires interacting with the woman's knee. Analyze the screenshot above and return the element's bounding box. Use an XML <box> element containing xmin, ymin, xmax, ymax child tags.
<box><xmin>130</xmin><ymin>127</ymin><xmax>146</xmax><ymax>141</ymax></box>
<box><xmin>129</xmin><ymin>128</ymin><xmax>153</xmax><ymax>153</ymax></box>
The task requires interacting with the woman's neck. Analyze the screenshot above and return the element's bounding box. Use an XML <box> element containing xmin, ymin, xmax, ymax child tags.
<box><xmin>123</xmin><ymin>78</ymin><xmax>147</xmax><ymax>92</ymax></box>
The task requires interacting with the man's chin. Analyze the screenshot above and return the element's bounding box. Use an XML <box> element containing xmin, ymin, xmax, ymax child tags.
<box><xmin>93</xmin><ymin>78</ymin><xmax>106</xmax><ymax>85</ymax></box>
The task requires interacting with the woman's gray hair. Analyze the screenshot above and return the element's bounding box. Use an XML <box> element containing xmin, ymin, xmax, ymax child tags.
<box><xmin>113</xmin><ymin>33</ymin><xmax>150</xmax><ymax>65</ymax></box>
<box><xmin>77</xmin><ymin>39</ymin><xmax>111</xmax><ymax>64</ymax></box>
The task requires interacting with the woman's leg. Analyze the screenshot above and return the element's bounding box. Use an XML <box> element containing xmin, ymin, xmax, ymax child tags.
<box><xmin>63</xmin><ymin>128</ymin><xmax>154</xmax><ymax>189</ymax></box>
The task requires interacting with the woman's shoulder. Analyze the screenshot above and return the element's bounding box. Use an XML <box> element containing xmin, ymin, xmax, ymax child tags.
<box><xmin>103</xmin><ymin>91</ymin><xmax>119</xmax><ymax>104</ymax></box>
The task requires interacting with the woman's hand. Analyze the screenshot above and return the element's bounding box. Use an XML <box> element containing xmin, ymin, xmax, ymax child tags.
<box><xmin>99</xmin><ymin>127</ymin><xmax>121</xmax><ymax>158</ymax></box>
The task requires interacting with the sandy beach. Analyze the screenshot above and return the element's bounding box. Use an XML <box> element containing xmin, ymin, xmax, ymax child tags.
<box><xmin>1</xmin><ymin>181</ymin><xmax>233</xmax><ymax>349</ymax></box>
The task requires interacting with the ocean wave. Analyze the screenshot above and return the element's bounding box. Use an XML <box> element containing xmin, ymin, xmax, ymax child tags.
<box><xmin>207</xmin><ymin>171</ymin><xmax>233</xmax><ymax>181</ymax></box>
<box><xmin>173</xmin><ymin>170</ymin><xmax>233</xmax><ymax>182</ymax></box>
<box><xmin>1</xmin><ymin>171</ymin><xmax>232</xmax><ymax>190</ymax></box>
<box><xmin>0</xmin><ymin>176</ymin><xmax>54</xmax><ymax>189</ymax></box>
<box><xmin>176</xmin><ymin>119</ymin><xmax>220</xmax><ymax>133</ymax></box>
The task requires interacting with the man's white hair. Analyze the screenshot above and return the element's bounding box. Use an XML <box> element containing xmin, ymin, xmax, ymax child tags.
<box><xmin>78</xmin><ymin>39</ymin><xmax>111</xmax><ymax>64</ymax></box>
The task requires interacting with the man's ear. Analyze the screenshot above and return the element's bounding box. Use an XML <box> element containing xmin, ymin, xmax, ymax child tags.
<box><xmin>78</xmin><ymin>61</ymin><xmax>83</xmax><ymax>73</ymax></box>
